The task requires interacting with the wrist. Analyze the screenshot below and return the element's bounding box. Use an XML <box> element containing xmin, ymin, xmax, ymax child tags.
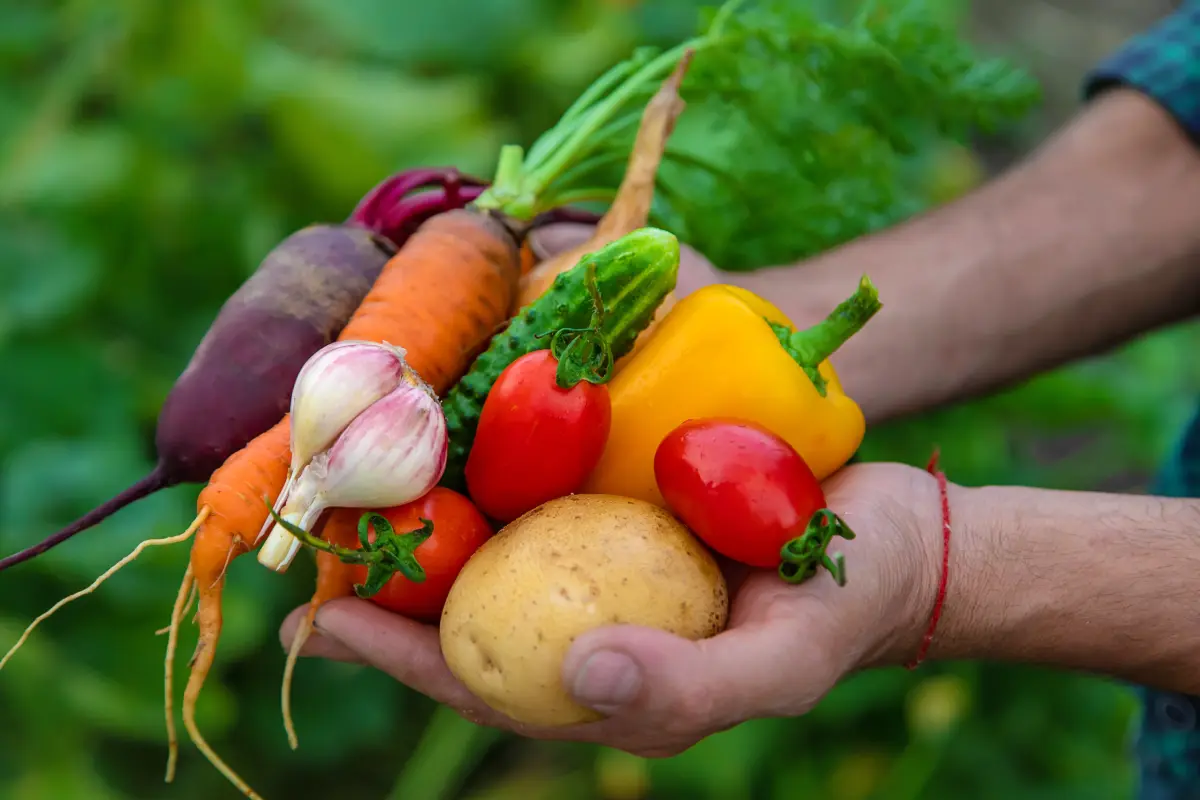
<box><xmin>920</xmin><ymin>482</ymin><xmax>1001</xmax><ymax>664</ymax></box>
<box><xmin>838</xmin><ymin>465</ymin><xmax>957</xmax><ymax>672</ymax></box>
<box><xmin>909</xmin><ymin>483</ymin><xmax>1200</xmax><ymax>694</ymax></box>
<box><xmin>851</xmin><ymin>474</ymin><xmax>997</xmax><ymax>672</ymax></box>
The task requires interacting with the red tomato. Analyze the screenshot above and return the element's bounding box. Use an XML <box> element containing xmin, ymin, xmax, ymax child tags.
<box><xmin>339</xmin><ymin>488</ymin><xmax>493</xmax><ymax>622</ymax></box>
<box><xmin>653</xmin><ymin>418</ymin><xmax>827</xmax><ymax>569</ymax></box>
<box><xmin>465</xmin><ymin>349</ymin><xmax>611</xmax><ymax>523</ymax></box>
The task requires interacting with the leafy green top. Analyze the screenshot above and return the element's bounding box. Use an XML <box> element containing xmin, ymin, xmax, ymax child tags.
<box><xmin>474</xmin><ymin>0</ymin><xmax>1040</xmax><ymax>267</ymax></box>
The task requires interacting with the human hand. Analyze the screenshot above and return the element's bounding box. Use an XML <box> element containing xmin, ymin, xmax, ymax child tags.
<box><xmin>527</xmin><ymin>222</ymin><xmax>730</xmax><ymax>299</ymax></box>
<box><xmin>278</xmin><ymin>462</ymin><xmax>951</xmax><ymax>758</ymax></box>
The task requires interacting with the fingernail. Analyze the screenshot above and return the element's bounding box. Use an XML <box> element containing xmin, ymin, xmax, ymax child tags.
<box><xmin>571</xmin><ymin>650</ymin><xmax>642</xmax><ymax>711</ymax></box>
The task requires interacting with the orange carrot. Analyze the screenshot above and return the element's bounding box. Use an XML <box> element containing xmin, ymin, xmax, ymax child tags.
<box><xmin>338</xmin><ymin>208</ymin><xmax>520</xmax><ymax>392</ymax></box>
<box><xmin>163</xmin><ymin>561</ymin><xmax>195</xmax><ymax>783</ymax></box>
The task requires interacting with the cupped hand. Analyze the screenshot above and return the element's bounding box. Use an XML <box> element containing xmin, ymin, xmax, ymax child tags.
<box><xmin>278</xmin><ymin>462</ymin><xmax>947</xmax><ymax>758</ymax></box>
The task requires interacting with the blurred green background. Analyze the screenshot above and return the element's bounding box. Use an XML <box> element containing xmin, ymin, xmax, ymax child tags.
<box><xmin>1</xmin><ymin>0</ymin><xmax>1196</xmax><ymax>797</ymax></box>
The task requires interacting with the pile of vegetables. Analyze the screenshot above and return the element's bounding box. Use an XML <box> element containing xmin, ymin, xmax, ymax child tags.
<box><xmin>0</xmin><ymin>1</ymin><xmax>1041</xmax><ymax>797</ymax></box>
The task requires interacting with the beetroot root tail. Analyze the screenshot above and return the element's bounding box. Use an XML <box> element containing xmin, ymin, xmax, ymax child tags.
<box><xmin>0</xmin><ymin>465</ymin><xmax>172</xmax><ymax>573</ymax></box>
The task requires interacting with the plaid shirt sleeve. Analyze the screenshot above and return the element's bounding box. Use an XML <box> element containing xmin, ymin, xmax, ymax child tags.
<box><xmin>1083</xmin><ymin>1</ymin><xmax>1200</xmax><ymax>142</ymax></box>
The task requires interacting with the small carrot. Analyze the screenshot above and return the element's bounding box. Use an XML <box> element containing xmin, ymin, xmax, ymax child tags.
<box><xmin>162</xmin><ymin>561</ymin><xmax>195</xmax><ymax>783</ymax></box>
<box><xmin>182</xmin><ymin>420</ymin><xmax>291</xmax><ymax>799</ymax></box>
<box><xmin>279</xmin><ymin>514</ymin><xmax>359</xmax><ymax>750</ymax></box>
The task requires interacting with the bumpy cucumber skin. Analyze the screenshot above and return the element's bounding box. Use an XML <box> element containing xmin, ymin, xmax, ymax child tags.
<box><xmin>440</xmin><ymin>228</ymin><xmax>680</xmax><ymax>492</ymax></box>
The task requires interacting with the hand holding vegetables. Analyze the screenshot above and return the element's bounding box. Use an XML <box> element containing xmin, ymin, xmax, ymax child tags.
<box><xmin>0</xmin><ymin>0</ymin><xmax>1047</xmax><ymax>794</ymax></box>
<box><xmin>282</xmin><ymin>463</ymin><xmax>948</xmax><ymax>760</ymax></box>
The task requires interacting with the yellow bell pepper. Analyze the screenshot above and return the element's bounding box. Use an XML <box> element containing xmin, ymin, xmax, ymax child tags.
<box><xmin>581</xmin><ymin>276</ymin><xmax>881</xmax><ymax>508</ymax></box>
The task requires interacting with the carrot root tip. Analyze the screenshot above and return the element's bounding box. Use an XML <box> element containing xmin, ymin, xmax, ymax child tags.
<box><xmin>164</xmin><ymin>562</ymin><xmax>196</xmax><ymax>783</ymax></box>
<box><xmin>281</xmin><ymin>604</ymin><xmax>318</xmax><ymax>750</ymax></box>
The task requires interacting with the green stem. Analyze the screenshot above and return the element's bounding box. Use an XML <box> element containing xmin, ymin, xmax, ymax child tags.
<box><xmin>526</xmin><ymin>41</ymin><xmax>699</xmax><ymax>199</ymax></box>
<box><xmin>545</xmin><ymin>149</ymin><xmax>632</xmax><ymax>197</ymax></box>
<box><xmin>474</xmin><ymin>144</ymin><xmax>528</xmax><ymax>212</ymax></box>
<box><xmin>524</xmin><ymin>55</ymin><xmax>649</xmax><ymax>166</ymax></box>
<box><xmin>778</xmin><ymin>509</ymin><xmax>856</xmax><ymax>586</ymax></box>
<box><xmin>708</xmin><ymin>0</ymin><xmax>749</xmax><ymax>35</ymax></box>
<box><xmin>536</xmin><ymin>259</ymin><xmax>616</xmax><ymax>388</ymax></box>
<box><xmin>469</xmin><ymin>0</ymin><xmax>756</xmax><ymax>220</ymax></box>
<box><xmin>769</xmin><ymin>274</ymin><xmax>882</xmax><ymax>396</ymax></box>
<box><xmin>265</xmin><ymin>505</ymin><xmax>432</xmax><ymax>598</ymax></box>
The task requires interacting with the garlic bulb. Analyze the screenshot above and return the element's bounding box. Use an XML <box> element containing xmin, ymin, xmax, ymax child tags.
<box><xmin>257</xmin><ymin>370</ymin><xmax>448</xmax><ymax>572</ymax></box>
<box><xmin>259</xmin><ymin>340</ymin><xmax>410</xmax><ymax>543</ymax></box>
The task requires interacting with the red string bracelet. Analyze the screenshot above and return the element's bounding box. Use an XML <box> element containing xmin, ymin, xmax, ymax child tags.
<box><xmin>905</xmin><ymin>447</ymin><xmax>952</xmax><ymax>670</ymax></box>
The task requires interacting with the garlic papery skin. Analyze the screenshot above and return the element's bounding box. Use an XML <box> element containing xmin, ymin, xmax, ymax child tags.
<box><xmin>290</xmin><ymin>340</ymin><xmax>411</xmax><ymax>468</ymax></box>
<box><xmin>259</xmin><ymin>339</ymin><xmax>411</xmax><ymax>542</ymax></box>
<box><xmin>257</xmin><ymin>372</ymin><xmax>449</xmax><ymax>572</ymax></box>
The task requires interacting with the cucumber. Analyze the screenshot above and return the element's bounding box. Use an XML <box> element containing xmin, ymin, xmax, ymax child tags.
<box><xmin>439</xmin><ymin>227</ymin><xmax>680</xmax><ymax>492</ymax></box>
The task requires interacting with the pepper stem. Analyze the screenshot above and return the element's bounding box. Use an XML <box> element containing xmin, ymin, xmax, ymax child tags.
<box><xmin>768</xmin><ymin>275</ymin><xmax>882</xmax><ymax>397</ymax></box>
<box><xmin>778</xmin><ymin>509</ymin><xmax>856</xmax><ymax>586</ymax></box>
<box><xmin>265</xmin><ymin>505</ymin><xmax>432</xmax><ymax>599</ymax></box>
<box><xmin>537</xmin><ymin>259</ymin><xmax>616</xmax><ymax>388</ymax></box>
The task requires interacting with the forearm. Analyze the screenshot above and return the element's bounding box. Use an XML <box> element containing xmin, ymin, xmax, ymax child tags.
<box><xmin>935</xmin><ymin>482</ymin><xmax>1200</xmax><ymax>694</ymax></box>
<box><xmin>734</xmin><ymin>88</ymin><xmax>1200</xmax><ymax>424</ymax></box>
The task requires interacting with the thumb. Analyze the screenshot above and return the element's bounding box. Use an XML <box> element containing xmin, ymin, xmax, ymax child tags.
<box><xmin>561</xmin><ymin>605</ymin><xmax>840</xmax><ymax>731</ymax></box>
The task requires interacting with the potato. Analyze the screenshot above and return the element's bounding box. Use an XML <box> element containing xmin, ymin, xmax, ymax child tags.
<box><xmin>439</xmin><ymin>493</ymin><xmax>729</xmax><ymax>727</ymax></box>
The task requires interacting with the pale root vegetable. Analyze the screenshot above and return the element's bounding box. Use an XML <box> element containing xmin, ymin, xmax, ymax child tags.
<box><xmin>439</xmin><ymin>493</ymin><xmax>728</xmax><ymax>727</ymax></box>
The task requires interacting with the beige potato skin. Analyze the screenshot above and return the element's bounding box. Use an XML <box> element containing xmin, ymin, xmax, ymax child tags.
<box><xmin>439</xmin><ymin>494</ymin><xmax>729</xmax><ymax>727</ymax></box>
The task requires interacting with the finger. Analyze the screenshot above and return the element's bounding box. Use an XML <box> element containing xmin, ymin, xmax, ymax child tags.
<box><xmin>278</xmin><ymin>605</ymin><xmax>363</xmax><ymax>663</ymax></box>
<box><xmin>309</xmin><ymin>598</ymin><xmax>632</xmax><ymax>741</ymax></box>
<box><xmin>561</xmin><ymin>590</ymin><xmax>840</xmax><ymax>735</ymax></box>
<box><xmin>310</xmin><ymin>598</ymin><xmax>475</xmax><ymax>704</ymax></box>
<box><xmin>310</xmin><ymin>597</ymin><xmax>541</xmax><ymax>734</ymax></box>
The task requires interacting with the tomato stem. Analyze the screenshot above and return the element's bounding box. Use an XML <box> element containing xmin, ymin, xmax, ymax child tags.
<box><xmin>768</xmin><ymin>275</ymin><xmax>881</xmax><ymax>397</ymax></box>
<box><xmin>265</xmin><ymin>505</ymin><xmax>431</xmax><ymax>598</ymax></box>
<box><xmin>778</xmin><ymin>509</ymin><xmax>856</xmax><ymax>586</ymax></box>
<box><xmin>538</xmin><ymin>258</ymin><xmax>616</xmax><ymax>388</ymax></box>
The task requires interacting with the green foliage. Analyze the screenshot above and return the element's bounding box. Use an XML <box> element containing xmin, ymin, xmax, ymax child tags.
<box><xmin>0</xmin><ymin>0</ymin><xmax>1189</xmax><ymax>798</ymax></box>
<box><xmin>650</xmin><ymin>0</ymin><xmax>1042</xmax><ymax>270</ymax></box>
